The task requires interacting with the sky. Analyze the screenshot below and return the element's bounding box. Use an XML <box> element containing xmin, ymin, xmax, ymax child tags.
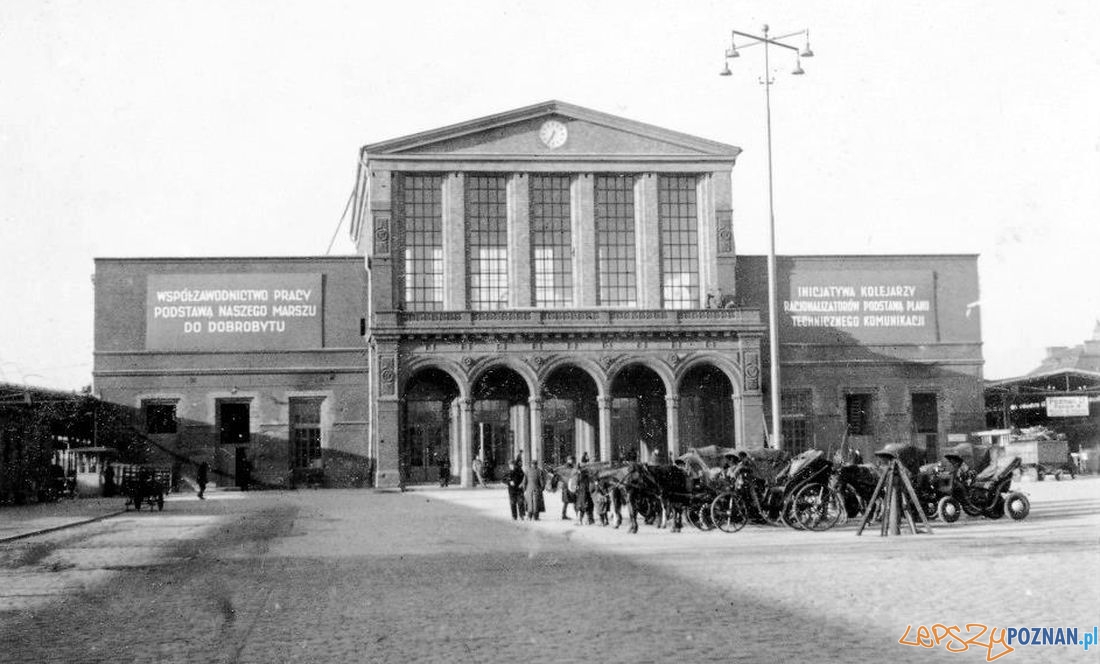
<box><xmin>2</xmin><ymin>0</ymin><xmax>1098</xmax><ymax>391</ymax></box>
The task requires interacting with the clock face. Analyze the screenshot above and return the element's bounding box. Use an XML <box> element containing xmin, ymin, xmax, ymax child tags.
<box><xmin>539</xmin><ymin>120</ymin><xmax>568</xmax><ymax>149</ymax></box>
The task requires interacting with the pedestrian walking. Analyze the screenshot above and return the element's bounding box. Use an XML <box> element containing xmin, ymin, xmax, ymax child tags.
<box><xmin>472</xmin><ymin>455</ymin><xmax>486</xmax><ymax>487</ymax></box>
<box><xmin>506</xmin><ymin>459</ymin><xmax>526</xmax><ymax>520</ymax></box>
<box><xmin>197</xmin><ymin>460</ymin><xmax>208</xmax><ymax>499</ymax></box>
<box><xmin>523</xmin><ymin>460</ymin><xmax>545</xmax><ymax>520</ymax></box>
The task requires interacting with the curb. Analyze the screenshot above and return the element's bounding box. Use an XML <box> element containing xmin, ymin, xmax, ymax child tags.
<box><xmin>0</xmin><ymin>510</ymin><xmax>127</xmax><ymax>545</ymax></box>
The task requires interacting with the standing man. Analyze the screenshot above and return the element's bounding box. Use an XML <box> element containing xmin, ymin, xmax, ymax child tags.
<box><xmin>506</xmin><ymin>459</ymin><xmax>526</xmax><ymax>520</ymax></box>
<box><xmin>438</xmin><ymin>455</ymin><xmax>451</xmax><ymax>488</ymax></box>
<box><xmin>472</xmin><ymin>454</ymin><xmax>486</xmax><ymax>487</ymax></box>
<box><xmin>560</xmin><ymin>455</ymin><xmax>577</xmax><ymax>520</ymax></box>
<box><xmin>523</xmin><ymin>460</ymin><xmax>545</xmax><ymax>520</ymax></box>
<box><xmin>196</xmin><ymin>460</ymin><xmax>208</xmax><ymax>500</ymax></box>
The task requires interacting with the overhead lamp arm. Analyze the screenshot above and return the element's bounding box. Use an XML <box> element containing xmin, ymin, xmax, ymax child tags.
<box><xmin>729</xmin><ymin>28</ymin><xmax>805</xmax><ymax>52</ymax></box>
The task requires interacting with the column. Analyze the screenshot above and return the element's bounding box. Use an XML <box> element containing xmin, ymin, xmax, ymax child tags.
<box><xmin>459</xmin><ymin>398</ymin><xmax>474</xmax><ymax>488</ymax></box>
<box><xmin>597</xmin><ymin>396</ymin><xmax>612</xmax><ymax>462</ymax></box>
<box><xmin>508</xmin><ymin>173</ymin><xmax>531</xmax><ymax>307</ymax></box>
<box><xmin>634</xmin><ymin>174</ymin><xmax>660</xmax><ymax>308</ymax></box>
<box><xmin>731</xmin><ymin>394</ymin><xmax>744</xmax><ymax>449</ymax></box>
<box><xmin>529</xmin><ymin>397</ymin><xmax>543</xmax><ymax>464</ymax></box>
<box><xmin>442</xmin><ymin>173</ymin><xmax>466</xmax><ymax>310</ymax></box>
<box><xmin>573</xmin><ymin>175</ymin><xmax>597</xmax><ymax>306</ymax></box>
<box><xmin>450</xmin><ymin>400</ymin><xmax>461</xmax><ymax>477</ymax></box>
<box><xmin>665</xmin><ymin>395</ymin><xmax>681</xmax><ymax>457</ymax></box>
<box><xmin>518</xmin><ymin>401</ymin><xmax>531</xmax><ymax>464</ymax></box>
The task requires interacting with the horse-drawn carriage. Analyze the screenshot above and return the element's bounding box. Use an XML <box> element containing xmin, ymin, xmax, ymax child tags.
<box><xmin>707</xmin><ymin>448</ymin><xmax>860</xmax><ymax>532</ymax></box>
<box><xmin>119</xmin><ymin>465</ymin><xmax>170</xmax><ymax>511</ymax></box>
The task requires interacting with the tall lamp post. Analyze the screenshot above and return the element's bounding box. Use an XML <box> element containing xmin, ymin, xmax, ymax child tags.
<box><xmin>720</xmin><ymin>25</ymin><xmax>813</xmax><ymax>450</ymax></box>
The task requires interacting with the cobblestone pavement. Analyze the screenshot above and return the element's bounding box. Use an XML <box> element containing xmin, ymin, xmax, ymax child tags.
<box><xmin>0</xmin><ymin>477</ymin><xmax>1096</xmax><ymax>663</ymax></box>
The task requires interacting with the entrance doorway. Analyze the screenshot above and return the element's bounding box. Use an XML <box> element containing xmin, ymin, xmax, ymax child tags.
<box><xmin>610</xmin><ymin>365</ymin><xmax>666</xmax><ymax>462</ymax></box>
<box><xmin>403</xmin><ymin>368</ymin><xmax>459</xmax><ymax>486</ymax></box>
<box><xmin>911</xmin><ymin>392</ymin><xmax>939</xmax><ymax>460</ymax></box>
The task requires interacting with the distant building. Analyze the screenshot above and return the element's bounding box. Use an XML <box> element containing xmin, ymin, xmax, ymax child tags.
<box><xmin>92</xmin><ymin>101</ymin><xmax>987</xmax><ymax>489</ymax></box>
<box><xmin>985</xmin><ymin>322</ymin><xmax>1100</xmax><ymax>456</ymax></box>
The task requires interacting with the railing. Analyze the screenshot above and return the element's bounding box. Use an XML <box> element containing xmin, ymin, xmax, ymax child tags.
<box><xmin>384</xmin><ymin>307</ymin><xmax>762</xmax><ymax>330</ymax></box>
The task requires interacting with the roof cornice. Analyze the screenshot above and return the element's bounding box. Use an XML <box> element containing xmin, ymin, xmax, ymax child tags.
<box><xmin>360</xmin><ymin>100</ymin><xmax>741</xmax><ymax>158</ymax></box>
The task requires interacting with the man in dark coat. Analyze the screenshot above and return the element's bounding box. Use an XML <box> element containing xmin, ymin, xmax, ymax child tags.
<box><xmin>506</xmin><ymin>460</ymin><xmax>525</xmax><ymax>520</ymax></box>
<box><xmin>197</xmin><ymin>461</ymin><xmax>208</xmax><ymax>499</ymax></box>
<box><xmin>573</xmin><ymin>466</ymin><xmax>594</xmax><ymax>525</ymax></box>
<box><xmin>522</xmin><ymin>460</ymin><xmax>544</xmax><ymax>520</ymax></box>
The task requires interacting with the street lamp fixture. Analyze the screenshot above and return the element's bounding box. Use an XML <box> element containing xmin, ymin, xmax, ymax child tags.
<box><xmin>719</xmin><ymin>24</ymin><xmax>812</xmax><ymax>451</ymax></box>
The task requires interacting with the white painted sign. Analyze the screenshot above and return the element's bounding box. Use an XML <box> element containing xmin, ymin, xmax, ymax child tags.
<box><xmin>1045</xmin><ymin>396</ymin><xmax>1089</xmax><ymax>417</ymax></box>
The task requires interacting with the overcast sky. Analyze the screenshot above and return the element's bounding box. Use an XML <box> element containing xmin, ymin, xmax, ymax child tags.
<box><xmin>2</xmin><ymin>0</ymin><xmax>1098</xmax><ymax>390</ymax></box>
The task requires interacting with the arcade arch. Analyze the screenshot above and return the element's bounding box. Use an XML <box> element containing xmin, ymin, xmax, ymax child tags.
<box><xmin>540</xmin><ymin>365</ymin><xmax>600</xmax><ymax>467</ymax></box>
<box><xmin>677</xmin><ymin>363</ymin><xmax>736</xmax><ymax>453</ymax></box>
<box><xmin>402</xmin><ymin>368</ymin><xmax>460</xmax><ymax>484</ymax></box>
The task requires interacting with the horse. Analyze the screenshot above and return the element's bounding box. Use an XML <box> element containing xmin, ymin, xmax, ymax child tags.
<box><xmin>600</xmin><ymin>462</ymin><xmax>692</xmax><ymax>534</ymax></box>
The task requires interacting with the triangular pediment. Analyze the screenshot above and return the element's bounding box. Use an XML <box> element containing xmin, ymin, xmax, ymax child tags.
<box><xmin>361</xmin><ymin>100</ymin><xmax>740</xmax><ymax>159</ymax></box>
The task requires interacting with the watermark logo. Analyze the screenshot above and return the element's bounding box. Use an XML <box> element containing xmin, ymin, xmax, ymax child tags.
<box><xmin>899</xmin><ymin>623</ymin><xmax>1097</xmax><ymax>661</ymax></box>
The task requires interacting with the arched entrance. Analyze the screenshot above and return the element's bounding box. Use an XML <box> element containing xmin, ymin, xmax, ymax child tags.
<box><xmin>609</xmin><ymin>364</ymin><xmax>667</xmax><ymax>462</ymax></box>
<box><xmin>678</xmin><ymin>364</ymin><xmax>735</xmax><ymax>453</ymax></box>
<box><xmin>541</xmin><ymin>365</ymin><xmax>599</xmax><ymax>466</ymax></box>
<box><xmin>471</xmin><ymin>366</ymin><xmax>530</xmax><ymax>481</ymax></box>
<box><xmin>403</xmin><ymin>368</ymin><xmax>460</xmax><ymax>485</ymax></box>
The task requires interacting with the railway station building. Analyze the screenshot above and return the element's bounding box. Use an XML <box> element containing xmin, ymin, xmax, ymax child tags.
<box><xmin>93</xmin><ymin>100</ymin><xmax>986</xmax><ymax>489</ymax></box>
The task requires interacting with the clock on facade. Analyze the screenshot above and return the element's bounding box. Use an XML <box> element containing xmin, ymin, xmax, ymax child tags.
<box><xmin>538</xmin><ymin>120</ymin><xmax>568</xmax><ymax>149</ymax></box>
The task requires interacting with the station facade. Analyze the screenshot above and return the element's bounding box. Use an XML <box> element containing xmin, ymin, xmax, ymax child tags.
<box><xmin>92</xmin><ymin>100</ymin><xmax>986</xmax><ymax>489</ymax></box>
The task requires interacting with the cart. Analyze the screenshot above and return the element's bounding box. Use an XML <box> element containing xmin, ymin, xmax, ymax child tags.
<box><xmin>1003</xmin><ymin>435</ymin><xmax>1075</xmax><ymax>481</ymax></box>
<box><xmin>120</xmin><ymin>465</ymin><xmax>171</xmax><ymax>511</ymax></box>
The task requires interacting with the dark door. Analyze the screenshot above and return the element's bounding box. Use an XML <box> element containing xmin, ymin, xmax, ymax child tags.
<box><xmin>220</xmin><ymin>402</ymin><xmax>250</xmax><ymax>445</ymax></box>
<box><xmin>234</xmin><ymin>447</ymin><xmax>249</xmax><ymax>490</ymax></box>
<box><xmin>911</xmin><ymin>393</ymin><xmax>939</xmax><ymax>460</ymax></box>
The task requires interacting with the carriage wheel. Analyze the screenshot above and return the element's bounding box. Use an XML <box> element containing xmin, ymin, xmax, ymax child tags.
<box><xmin>1004</xmin><ymin>492</ymin><xmax>1030</xmax><ymax>520</ymax></box>
<box><xmin>937</xmin><ymin>496</ymin><xmax>961</xmax><ymax>523</ymax></box>
<box><xmin>781</xmin><ymin>495</ymin><xmax>804</xmax><ymax>530</ymax></box>
<box><xmin>685</xmin><ymin>503</ymin><xmax>704</xmax><ymax>530</ymax></box>
<box><xmin>695</xmin><ymin>502</ymin><xmax>716</xmax><ymax>531</ymax></box>
<box><xmin>710</xmin><ymin>493</ymin><xmax>747</xmax><ymax>533</ymax></box>
<box><xmin>791</xmin><ymin>483</ymin><xmax>841</xmax><ymax>531</ymax></box>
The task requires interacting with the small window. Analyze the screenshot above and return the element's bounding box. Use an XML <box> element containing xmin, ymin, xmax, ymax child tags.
<box><xmin>144</xmin><ymin>403</ymin><xmax>177</xmax><ymax>434</ymax></box>
<box><xmin>846</xmin><ymin>394</ymin><xmax>873</xmax><ymax>436</ymax></box>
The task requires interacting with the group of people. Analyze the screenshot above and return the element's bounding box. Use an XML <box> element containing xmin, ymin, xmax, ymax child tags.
<box><xmin>504</xmin><ymin>453</ymin><xmax>612</xmax><ymax>526</ymax></box>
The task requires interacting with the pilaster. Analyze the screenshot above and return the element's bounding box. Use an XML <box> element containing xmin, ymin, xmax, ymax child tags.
<box><xmin>635</xmin><ymin>174</ymin><xmax>660</xmax><ymax>308</ymax></box>
<box><xmin>573</xmin><ymin>175</ymin><xmax>597</xmax><ymax>307</ymax></box>
<box><xmin>443</xmin><ymin>173</ymin><xmax>467</xmax><ymax>310</ymax></box>
<box><xmin>529</xmin><ymin>397</ymin><xmax>544</xmax><ymax>464</ymax></box>
<box><xmin>508</xmin><ymin>173</ymin><xmax>531</xmax><ymax>307</ymax></box>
